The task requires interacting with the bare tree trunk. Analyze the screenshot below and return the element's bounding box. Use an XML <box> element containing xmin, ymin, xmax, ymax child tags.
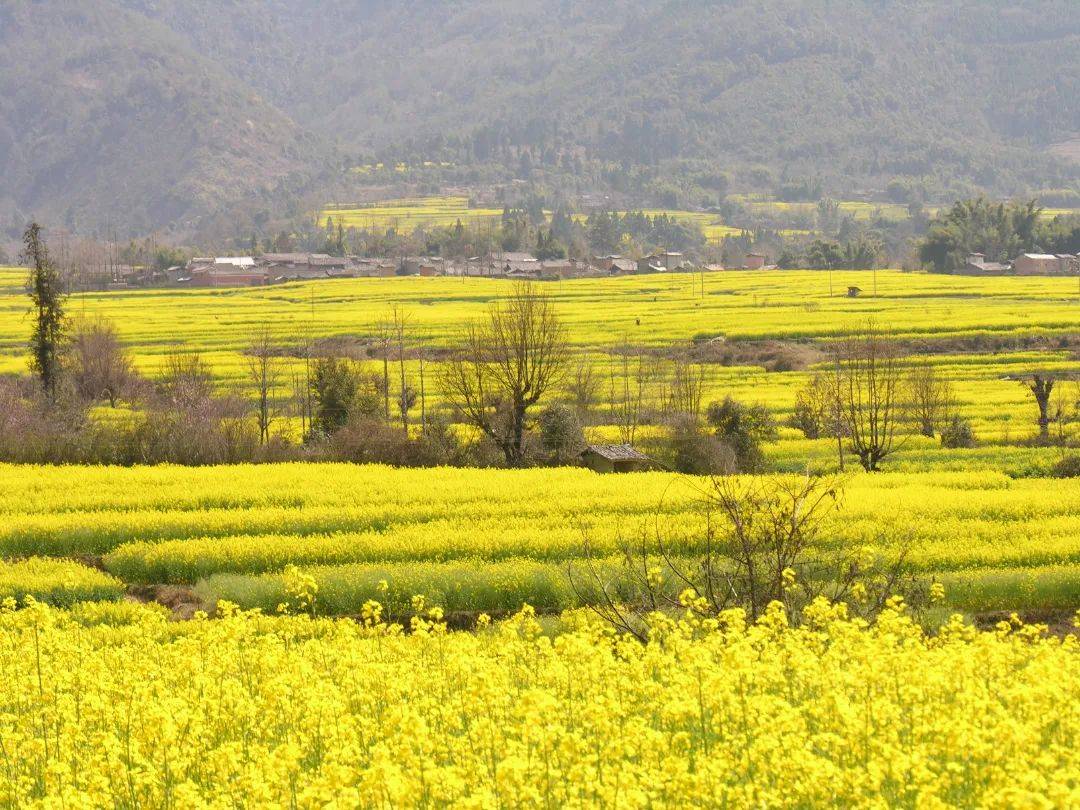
<box><xmin>393</xmin><ymin>306</ymin><xmax>410</xmax><ymax>434</ymax></box>
<box><xmin>1031</xmin><ymin>376</ymin><xmax>1054</xmax><ymax>441</ymax></box>
<box><xmin>419</xmin><ymin>349</ymin><xmax>427</xmax><ymax>434</ymax></box>
<box><xmin>246</xmin><ymin>327</ymin><xmax>280</xmax><ymax>445</ymax></box>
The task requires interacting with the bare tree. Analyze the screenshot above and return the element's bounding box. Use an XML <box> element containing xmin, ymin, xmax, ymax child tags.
<box><xmin>835</xmin><ymin>321</ymin><xmax>906</xmax><ymax>471</ymax></box>
<box><xmin>570</xmin><ymin>474</ymin><xmax>925</xmax><ymax>641</ymax></box>
<box><xmin>565</xmin><ymin>361</ymin><xmax>601</xmax><ymax>419</ymax></box>
<box><xmin>67</xmin><ymin>316</ymin><xmax>135</xmax><ymax>407</ymax></box>
<box><xmin>608</xmin><ymin>341</ymin><xmax>660</xmax><ymax>445</ymax></box>
<box><xmin>373</xmin><ymin>314</ymin><xmax>393</xmax><ymax>422</ymax></box>
<box><xmin>442</xmin><ymin>282</ymin><xmax>568</xmax><ymax>466</ymax></box>
<box><xmin>418</xmin><ymin>343</ymin><xmax>428</xmax><ymax>433</ymax></box>
<box><xmin>1004</xmin><ymin>371</ymin><xmax>1080</xmax><ymax>444</ymax></box>
<box><xmin>907</xmin><ymin>360</ymin><xmax>954</xmax><ymax>438</ymax></box>
<box><xmin>664</xmin><ymin>349</ymin><xmax>705</xmax><ymax>418</ymax></box>
<box><xmin>137</xmin><ymin>352</ymin><xmax>249</xmax><ymax>465</ymax></box>
<box><xmin>291</xmin><ymin>332</ymin><xmax>314</xmax><ymax>440</ymax></box>
<box><xmin>246</xmin><ymin>326</ymin><xmax>282</xmax><ymax>445</ymax></box>
<box><xmin>390</xmin><ymin>305</ymin><xmax>416</xmax><ymax>433</ymax></box>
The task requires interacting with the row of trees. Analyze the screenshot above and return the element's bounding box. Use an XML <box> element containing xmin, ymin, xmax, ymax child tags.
<box><xmin>919</xmin><ymin>198</ymin><xmax>1080</xmax><ymax>273</ymax></box>
<box><xmin>778</xmin><ymin>235</ymin><xmax>884</xmax><ymax>270</ymax></box>
<box><xmin>318</xmin><ymin>205</ymin><xmax>711</xmax><ymax>264</ymax></box>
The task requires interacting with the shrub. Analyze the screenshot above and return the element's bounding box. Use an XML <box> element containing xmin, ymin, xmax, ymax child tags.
<box><xmin>331</xmin><ymin>413</ymin><xmax>473</xmax><ymax>468</ymax></box>
<box><xmin>790</xmin><ymin>373</ymin><xmax>843</xmax><ymax>441</ymax></box>
<box><xmin>414</xmin><ymin>413</ymin><xmax>470</xmax><ymax>467</ymax></box>
<box><xmin>666</xmin><ymin>416</ymin><xmax>737</xmax><ymax>475</ymax></box>
<box><xmin>1052</xmin><ymin>454</ymin><xmax>1080</xmax><ymax>478</ymax></box>
<box><xmin>67</xmin><ymin>316</ymin><xmax>137</xmax><ymax>407</ymax></box>
<box><xmin>538</xmin><ymin>404</ymin><xmax>585</xmax><ymax>465</ymax></box>
<box><xmin>940</xmin><ymin>415</ymin><xmax>977</xmax><ymax>449</ymax></box>
<box><xmin>705</xmin><ymin>397</ymin><xmax>777</xmax><ymax>472</ymax></box>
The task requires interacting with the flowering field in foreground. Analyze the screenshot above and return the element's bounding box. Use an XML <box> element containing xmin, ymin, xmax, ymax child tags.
<box><xmin>0</xmin><ymin>599</ymin><xmax>1076</xmax><ymax>808</ymax></box>
<box><xmin>2</xmin><ymin>463</ymin><xmax>1080</xmax><ymax>615</ymax></box>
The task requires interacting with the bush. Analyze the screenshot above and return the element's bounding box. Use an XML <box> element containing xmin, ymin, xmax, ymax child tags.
<box><xmin>940</xmin><ymin>416</ymin><xmax>976</xmax><ymax>449</ymax></box>
<box><xmin>67</xmin><ymin>316</ymin><xmax>137</xmax><ymax>407</ymax></box>
<box><xmin>331</xmin><ymin>413</ymin><xmax>472</xmax><ymax>467</ymax></box>
<box><xmin>705</xmin><ymin>397</ymin><xmax>777</xmax><ymax>472</ymax></box>
<box><xmin>1052</xmin><ymin>454</ymin><xmax>1080</xmax><ymax>478</ymax></box>
<box><xmin>666</xmin><ymin>416</ymin><xmax>737</xmax><ymax>475</ymax></box>
<box><xmin>128</xmin><ymin>391</ymin><xmax>260</xmax><ymax>466</ymax></box>
<box><xmin>309</xmin><ymin>357</ymin><xmax>384</xmax><ymax>440</ymax></box>
<box><xmin>538</xmin><ymin>404</ymin><xmax>585</xmax><ymax>465</ymax></box>
<box><xmin>794</xmin><ymin>373</ymin><xmax>833</xmax><ymax>438</ymax></box>
<box><xmin>414</xmin><ymin>413</ymin><xmax>470</xmax><ymax>467</ymax></box>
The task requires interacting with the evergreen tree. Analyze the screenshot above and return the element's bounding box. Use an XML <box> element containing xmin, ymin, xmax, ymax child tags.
<box><xmin>23</xmin><ymin>223</ymin><xmax>66</xmax><ymax>400</ymax></box>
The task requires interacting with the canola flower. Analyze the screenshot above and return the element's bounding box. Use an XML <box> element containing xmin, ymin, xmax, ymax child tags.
<box><xmin>0</xmin><ymin>557</ymin><xmax>124</xmax><ymax>607</ymax></box>
<box><xmin>3</xmin><ymin>463</ymin><xmax>1080</xmax><ymax>616</ymax></box>
<box><xmin>0</xmin><ymin>598</ymin><xmax>1076</xmax><ymax>808</ymax></box>
<box><xmin>0</xmin><ymin>266</ymin><xmax>1076</xmax><ymax>442</ymax></box>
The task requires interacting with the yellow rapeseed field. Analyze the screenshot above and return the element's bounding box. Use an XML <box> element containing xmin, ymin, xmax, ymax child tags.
<box><xmin>1</xmin><ymin>463</ymin><xmax>1078</xmax><ymax>617</ymax></box>
<box><xmin>0</xmin><ymin>261</ymin><xmax>1079</xmax><ymax>807</ymax></box>
<box><xmin>0</xmin><ymin>266</ymin><xmax>1076</xmax><ymax>440</ymax></box>
<box><xmin>0</xmin><ymin>598</ymin><xmax>1076</xmax><ymax>808</ymax></box>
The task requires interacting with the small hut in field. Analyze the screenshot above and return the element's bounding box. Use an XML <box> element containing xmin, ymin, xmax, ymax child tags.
<box><xmin>581</xmin><ymin>444</ymin><xmax>652</xmax><ymax>474</ymax></box>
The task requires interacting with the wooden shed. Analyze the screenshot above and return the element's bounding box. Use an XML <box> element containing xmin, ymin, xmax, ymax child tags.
<box><xmin>581</xmin><ymin>444</ymin><xmax>651</xmax><ymax>473</ymax></box>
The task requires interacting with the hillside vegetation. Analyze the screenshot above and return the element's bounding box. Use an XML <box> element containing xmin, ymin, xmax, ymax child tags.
<box><xmin>0</xmin><ymin>0</ymin><xmax>325</xmax><ymax>236</ymax></box>
<box><xmin>2</xmin><ymin>0</ymin><xmax>1079</xmax><ymax>236</ymax></box>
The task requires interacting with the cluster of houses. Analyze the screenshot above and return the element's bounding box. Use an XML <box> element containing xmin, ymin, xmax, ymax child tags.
<box><xmin>962</xmin><ymin>252</ymin><xmax>1079</xmax><ymax>276</ymax></box>
<box><xmin>169</xmin><ymin>250</ymin><xmax>736</xmax><ymax>288</ymax></box>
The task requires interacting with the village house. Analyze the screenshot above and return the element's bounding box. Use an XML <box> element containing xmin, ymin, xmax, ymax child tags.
<box><xmin>589</xmin><ymin>255</ymin><xmax>636</xmax><ymax>274</ymax></box>
<box><xmin>183</xmin><ymin>257</ymin><xmax>267</xmax><ymax>287</ymax></box>
<box><xmin>1013</xmin><ymin>253</ymin><xmax>1078</xmax><ymax>276</ymax></box>
<box><xmin>504</xmin><ymin>260</ymin><xmax>541</xmax><ymax>279</ymax></box>
<box><xmin>309</xmin><ymin>254</ymin><xmax>353</xmax><ymax>276</ymax></box>
<box><xmin>353</xmin><ymin>258</ymin><xmax>398</xmax><ymax>277</ymax></box>
<box><xmin>447</xmin><ymin>258</ymin><xmax>501</xmax><ymax>277</ymax></box>
<box><xmin>260</xmin><ymin>253</ymin><xmax>351</xmax><ymax>280</ymax></box>
<box><xmin>960</xmin><ymin>253</ymin><xmax>1009</xmax><ymax>275</ymax></box>
<box><xmin>609</xmin><ymin>258</ymin><xmax>637</xmax><ymax>274</ymax></box>
<box><xmin>539</xmin><ymin>259</ymin><xmax>575</xmax><ymax>278</ymax></box>
<box><xmin>743</xmin><ymin>253</ymin><xmax>768</xmax><ymax>270</ymax></box>
<box><xmin>660</xmin><ymin>252</ymin><xmax>688</xmax><ymax>270</ymax></box>
<box><xmin>400</xmin><ymin>256</ymin><xmax>447</xmax><ymax>276</ymax></box>
<box><xmin>637</xmin><ymin>252</ymin><xmax>690</xmax><ymax>273</ymax></box>
<box><xmin>500</xmin><ymin>252</ymin><xmax>539</xmax><ymax>264</ymax></box>
<box><xmin>637</xmin><ymin>254</ymin><xmax>666</xmax><ymax>273</ymax></box>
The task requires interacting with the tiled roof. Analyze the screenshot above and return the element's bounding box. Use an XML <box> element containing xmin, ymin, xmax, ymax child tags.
<box><xmin>583</xmin><ymin>444</ymin><xmax>650</xmax><ymax>462</ymax></box>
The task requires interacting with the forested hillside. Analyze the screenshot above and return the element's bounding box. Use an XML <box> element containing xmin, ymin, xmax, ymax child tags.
<box><xmin>0</xmin><ymin>1</ymin><xmax>326</xmax><ymax>236</ymax></box>
<box><xmin>2</xmin><ymin>0</ymin><xmax>1078</xmax><ymax>236</ymax></box>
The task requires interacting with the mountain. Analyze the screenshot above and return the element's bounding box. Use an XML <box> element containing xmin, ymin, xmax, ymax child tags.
<box><xmin>0</xmin><ymin>0</ymin><xmax>325</xmax><ymax>238</ymax></box>
<box><xmin>2</xmin><ymin>1</ymin><xmax>1079</xmax><ymax>236</ymax></box>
